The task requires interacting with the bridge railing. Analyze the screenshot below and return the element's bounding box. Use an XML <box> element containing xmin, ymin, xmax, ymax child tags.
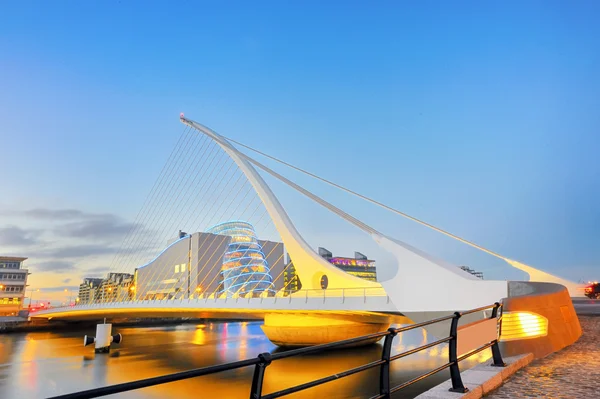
<box><xmin>55</xmin><ymin>287</ymin><xmax>390</xmax><ymax>309</ymax></box>
<box><xmin>47</xmin><ymin>303</ymin><xmax>505</xmax><ymax>399</ymax></box>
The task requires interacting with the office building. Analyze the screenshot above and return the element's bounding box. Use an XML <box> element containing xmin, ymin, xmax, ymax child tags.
<box><xmin>318</xmin><ymin>247</ymin><xmax>378</xmax><ymax>282</ymax></box>
<box><xmin>78</xmin><ymin>278</ymin><xmax>103</xmax><ymax>304</ymax></box>
<box><xmin>98</xmin><ymin>273</ymin><xmax>134</xmax><ymax>302</ymax></box>
<box><xmin>283</xmin><ymin>260</ymin><xmax>301</xmax><ymax>293</ymax></box>
<box><xmin>77</xmin><ymin>273</ymin><xmax>133</xmax><ymax>304</ymax></box>
<box><xmin>0</xmin><ymin>256</ymin><xmax>29</xmax><ymax>315</ymax></box>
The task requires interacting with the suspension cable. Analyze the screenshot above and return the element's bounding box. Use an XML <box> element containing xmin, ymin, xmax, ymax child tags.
<box><xmin>222</xmin><ymin>135</ymin><xmax>507</xmax><ymax>261</ymax></box>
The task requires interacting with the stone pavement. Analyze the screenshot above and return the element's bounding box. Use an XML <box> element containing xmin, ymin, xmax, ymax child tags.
<box><xmin>487</xmin><ymin>316</ymin><xmax>600</xmax><ymax>398</ymax></box>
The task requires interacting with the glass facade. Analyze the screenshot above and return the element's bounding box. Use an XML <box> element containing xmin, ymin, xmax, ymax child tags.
<box><xmin>207</xmin><ymin>221</ymin><xmax>275</xmax><ymax>297</ymax></box>
<box><xmin>0</xmin><ymin>262</ymin><xmax>21</xmax><ymax>269</ymax></box>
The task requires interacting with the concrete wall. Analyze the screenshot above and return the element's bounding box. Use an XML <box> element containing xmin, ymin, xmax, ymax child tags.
<box><xmin>194</xmin><ymin>232</ymin><xmax>229</xmax><ymax>293</ymax></box>
<box><xmin>136</xmin><ymin>235</ymin><xmax>191</xmax><ymax>299</ymax></box>
<box><xmin>260</xmin><ymin>241</ymin><xmax>286</xmax><ymax>289</ymax></box>
<box><xmin>501</xmin><ymin>281</ymin><xmax>582</xmax><ymax>359</ymax></box>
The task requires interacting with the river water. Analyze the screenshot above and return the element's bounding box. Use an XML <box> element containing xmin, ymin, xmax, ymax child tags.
<box><xmin>0</xmin><ymin>321</ymin><xmax>491</xmax><ymax>398</ymax></box>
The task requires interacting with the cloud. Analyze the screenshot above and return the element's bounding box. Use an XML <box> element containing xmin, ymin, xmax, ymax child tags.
<box><xmin>80</xmin><ymin>266</ymin><xmax>112</xmax><ymax>277</ymax></box>
<box><xmin>37</xmin><ymin>245</ymin><xmax>119</xmax><ymax>259</ymax></box>
<box><xmin>40</xmin><ymin>285</ymin><xmax>80</xmax><ymax>293</ymax></box>
<box><xmin>62</xmin><ymin>278</ymin><xmax>72</xmax><ymax>284</ymax></box>
<box><xmin>55</xmin><ymin>214</ymin><xmax>139</xmax><ymax>240</ymax></box>
<box><xmin>16</xmin><ymin>208</ymin><xmax>100</xmax><ymax>220</ymax></box>
<box><xmin>36</xmin><ymin>261</ymin><xmax>77</xmax><ymax>272</ymax></box>
<box><xmin>0</xmin><ymin>225</ymin><xmax>40</xmax><ymax>246</ymax></box>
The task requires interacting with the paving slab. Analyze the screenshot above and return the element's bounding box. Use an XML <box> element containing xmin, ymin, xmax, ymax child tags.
<box><xmin>415</xmin><ymin>354</ymin><xmax>532</xmax><ymax>399</ymax></box>
<box><xmin>486</xmin><ymin>316</ymin><xmax>600</xmax><ymax>399</ymax></box>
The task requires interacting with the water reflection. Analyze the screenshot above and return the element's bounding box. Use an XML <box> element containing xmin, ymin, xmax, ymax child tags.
<box><xmin>0</xmin><ymin>321</ymin><xmax>490</xmax><ymax>398</ymax></box>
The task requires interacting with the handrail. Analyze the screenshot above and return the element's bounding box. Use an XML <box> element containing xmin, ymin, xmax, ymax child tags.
<box><xmin>51</xmin><ymin>287</ymin><xmax>390</xmax><ymax>310</ymax></box>
<box><xmin>46</xmin><ymin>302</ymin><xmax>505</xmax><ymax>399</ymax></box>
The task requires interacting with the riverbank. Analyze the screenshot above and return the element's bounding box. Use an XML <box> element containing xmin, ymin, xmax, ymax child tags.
<box><xmin>0</xmin><ymin>316</ymin><xmax>253</xmax><ymax>334</ymax></box>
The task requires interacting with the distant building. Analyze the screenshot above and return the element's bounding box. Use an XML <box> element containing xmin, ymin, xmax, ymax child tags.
<box><xmin>78</xmin><ymin>278</ymin><xmax>104</xmax><ymax>304</ymax></box>
<box><xmin>460</xmin><ymin>266</ymin><xmax>484</xmax><ymax>280</ymax></box>
<box><xmin>77</xmin><ymin>274</ymin><xmax>133</xmax><ymax>304</ymax></box>
<box><xmin>283</xmin><ymin>260</ymin><xmax>301</xmax><ymax>293</ymax></box>
<box><xmin>318</xmin><ymin>247</ymin><xmax>377</xmax><ymax>282</ymax></box>
<box><xmin>98</xmin><ymin>273</ymin><xmax>134</xmax><ymax>302</ymax></box>
<box><xmin>0</xmin><ymin>256</ymin><xmax>29</xmax><ymax>315</ymax></box>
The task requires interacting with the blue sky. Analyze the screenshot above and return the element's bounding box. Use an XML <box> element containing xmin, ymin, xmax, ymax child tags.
<box><xmin>1</xmin><ymin>1</ymin><xmax>599</xmax><ymax>298</ymax></box>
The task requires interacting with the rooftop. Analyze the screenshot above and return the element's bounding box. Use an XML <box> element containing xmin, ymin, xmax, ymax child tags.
<box><xmin>0</xmin><ymin>256</ymin><xmax>28</xmax><ymax>262</ymax></box>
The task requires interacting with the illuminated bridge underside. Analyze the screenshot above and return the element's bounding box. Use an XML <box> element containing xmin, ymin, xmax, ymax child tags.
<box><xmin>34</xmin><ymin>306</ymin><xmax>400</xmax><ymax>324</ymax></box>
<box><xmin>34</xmin><ymin>296</ymin><xmax>411</xmax><ymax>345</ymax></box>
<box><xmin>35</xmin><ymin>295</ymin><xmax>399</xmax><ymax>321</ymax></box>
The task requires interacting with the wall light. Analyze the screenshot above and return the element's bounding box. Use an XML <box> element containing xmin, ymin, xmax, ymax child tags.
<box><xmin>500</xmin><ymin>311</ymin><xmax>548</xmax><ymax>341</ymax></box>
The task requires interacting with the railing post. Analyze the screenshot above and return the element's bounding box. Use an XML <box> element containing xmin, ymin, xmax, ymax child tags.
<box><xmin>249</xmin><ymin>352</ymin><xmax>272</xmax><ymax>399</ymax></box>
<box><xmin>448</xmin><ymin>312</ymin><xmax>468</xmax><ymax>393</ymax></box>
<box><xmin>379</xmin><ymin>328</ymin><xmax>398</xmax><ymax>398</ymax></box>
<box><xmin>490</xmin><ymin>302</ymin><xmax>507</xmax><ymax>367</ymax></box>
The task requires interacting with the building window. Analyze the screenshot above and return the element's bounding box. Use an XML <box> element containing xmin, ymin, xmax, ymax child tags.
<box><xmin>175</xmin><ymin>264</ymin><xmax>180</xmax><ymax>273</ymax></box>
<box><xmin>181</xmin><ymin>263</ymin><xmax>186</xmax><ymax>272</ymax></box>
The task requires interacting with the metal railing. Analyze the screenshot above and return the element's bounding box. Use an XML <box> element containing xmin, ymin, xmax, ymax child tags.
<box><xmin>44</xmin><ymin>287</ymin><xmax>391</xmax><ymax>311</ymax></box>
<box><xmin>47</xmin><ymin>302</ymin><xmax>505</xmax><ymax>399</ymax></box>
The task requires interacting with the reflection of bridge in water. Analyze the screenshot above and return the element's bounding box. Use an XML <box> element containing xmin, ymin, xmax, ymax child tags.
<box><xmin>35</xmin><ymin>115</ymin><xmax>583</xmax><ymax>351</ymax></box>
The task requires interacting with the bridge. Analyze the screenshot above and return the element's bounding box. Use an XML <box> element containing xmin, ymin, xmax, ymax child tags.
<box><xmin>34</xmin><ymin>115</ymin><xmax>583</xmax><ymax>355</ymax></box>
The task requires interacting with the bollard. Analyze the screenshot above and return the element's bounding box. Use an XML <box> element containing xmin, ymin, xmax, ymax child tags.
<box><xmin>84</xmin><ymin>322</ymin><xmax>122</xmax><ymax>353</ymax></box>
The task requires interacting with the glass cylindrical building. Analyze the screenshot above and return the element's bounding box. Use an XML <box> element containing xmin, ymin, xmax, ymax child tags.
<box><xmin>207</xmin><ymin>221</ymin><xmax>275</xmax><ymax>297</ymax></box>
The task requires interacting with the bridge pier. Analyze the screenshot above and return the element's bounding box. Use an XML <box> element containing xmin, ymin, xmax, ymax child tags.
<box><xmin>260</xmin><ymin>313</ymin><xmax>389</xmax><ymax>347</ymax></box>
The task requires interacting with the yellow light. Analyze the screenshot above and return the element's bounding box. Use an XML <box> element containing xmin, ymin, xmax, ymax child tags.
<box><xmin>500</xmin><ymin>311</ymin><xmax>548</xmax><ymax>341</ymax></box>
<box><xmin>130</xmin><ymin>286</ymin><xmax>135</xmax><ymax>291</ymax></box>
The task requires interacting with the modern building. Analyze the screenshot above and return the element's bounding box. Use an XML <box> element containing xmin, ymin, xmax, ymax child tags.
<box><xmin>134</xmin><ymin>222</ymin><xmax>286</xmax><ymax>300</ymax></box>
<box><xmin>207</xmin><ymin>221</ymin><xmax>276</xmax><ymax>297</ymax></box>
<box><xmin>460</xmin><ymin>266</ymin><xmax>484</xmax><ymax>280</ymax></box>
<box><xmin>77</xmin><ymin>274</ymin><xmax>133</xmax><ymax>304</ymax></box>
<box><xmin>0</xmin><ymin>256</ymin><xmax>29</xmax><ymax>315</ymax></box>
<box><xmin>318</xmin><ymin>247</ymin><xmax>378</xmax><ymax>282</ymax></box>
<box><xmin>77</xmin><ymin>278</ymin><xmax>104</xmax><ymax>304</ymax></box>
<box><xmin>283</xmin><ymin>260</ymin><xmax>301</xmax><ymax>293</ymax></box>
<box><xmin>98</xmin><ymin>273</ymin><xmax>134</xmax><ymax>302</ymax></box>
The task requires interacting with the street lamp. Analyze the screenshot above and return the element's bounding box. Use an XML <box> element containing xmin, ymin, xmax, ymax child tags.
<box><xmin>28</xmin><ymin>288</ymin><xmax>40</xmax><ymax>308</ymax></box>
<box><xmin>64</xmin><ymin>288</ymin><xmax>73</xmax><ymax>305</ymax></box>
